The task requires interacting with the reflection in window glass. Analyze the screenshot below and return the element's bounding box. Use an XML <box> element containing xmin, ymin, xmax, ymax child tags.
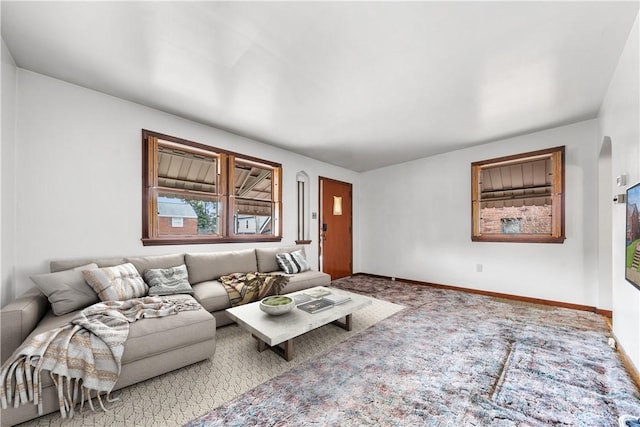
<box><xmin>234</xmin><ymin>200</ymin><xmax>273</xmax><ymax>235</ymax></box>
<box><xmin>157</xmin><ymin>145</ymin><xmax>218</xmax><ymax>193</ymax></box>
<box><xmin>478</xmin><ymin>158</ymin><xmax>552</xmax><ymax>235</ymax></box>
<box><xmin>233</xmin><ymin>160</ymin><xmax>275</xmax><ymax>236</ymax></box>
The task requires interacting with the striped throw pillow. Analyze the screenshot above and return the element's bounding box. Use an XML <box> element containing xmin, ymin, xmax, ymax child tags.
<box><xmin>276</xmin><ymin>250</ymin><xmax>310</xmax><ymax>274</ymax></box>
<box><xmin>83</xmin><ymin>263</ymin><xmax>148</xmax><ymax>301</ymax></box>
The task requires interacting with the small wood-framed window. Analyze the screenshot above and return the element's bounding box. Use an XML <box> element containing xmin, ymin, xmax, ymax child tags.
<box><xmin>471</xmin><ymin>146</ymin><xmax>565</xmax><ymax>243</ymax></box>
<box><xmin>142</xmin><ymin>130</ymin><xmax>282</xmax><ymax>245</ymax></box>
<box><xmin>295</xmin><ymin>171</ymin><xmax>311</xmax><ymax>245</ymax></box>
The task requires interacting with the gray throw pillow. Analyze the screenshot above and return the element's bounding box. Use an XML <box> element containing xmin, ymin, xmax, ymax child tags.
<box><xmin>144</xmin><ymin>264</ymin><xmax>193</xmax><ymax>296</ymax></box>
<box><xmin>31</xmin><ymin>263</ymin><xmax>100</xmax><ymax>315</ymax></box>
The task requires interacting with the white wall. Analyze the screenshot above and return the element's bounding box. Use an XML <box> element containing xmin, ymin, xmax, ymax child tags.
<box><xmin>8</xmin><ymin>70</ymin><xmax>359</xmax><ymax>298</ymax></box>
<box><xmin>598</xmin><ymin>12</ymin><xmax>640</xmax><ymax>374</ymax></box>
<box><xmin>597</xmin><ymin>138</ymin><xmax>612</xmax><ymax>311</ymax></box>
<box><xmin>1</xmin><ymin>40</ymin><xmax>17</xmax><ymax>306</ymax></box>
<box><xmin>360</xmin><ymin>119</ymin><xmax>599</xmax><ymax>307</ymax></box>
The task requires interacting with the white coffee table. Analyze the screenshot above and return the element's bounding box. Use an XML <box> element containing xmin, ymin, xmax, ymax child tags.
<box><xmin>225</xmin><ymin>286</ymin><xmax>372</xmax><ymax>361</ymax></box>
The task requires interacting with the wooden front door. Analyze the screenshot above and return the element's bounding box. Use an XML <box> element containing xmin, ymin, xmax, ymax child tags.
<box><xmin>319</xmin><ymin>177</ymin><xmax>352</xmax><ymax>280</ymax></box>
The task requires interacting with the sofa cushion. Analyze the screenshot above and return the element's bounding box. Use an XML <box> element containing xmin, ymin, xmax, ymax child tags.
<box><xmin>281</xmin><ymin>270</ymin><xmax>331</xmax><ymax>293</ymax></box>
<box><xmin>144</xmin><ymin>265</ymin><xmax>193</xmax><ymax>296</ymax></box>
<box><xmin>255</xmin><ymin>245</ymin><xmax>304</xmax><ymax>273</ymax></box>
<box><xmin>83</xmin><ymin>263</ymin><xmax>148</xmax><ymax>301</ymax></box>
<box><xmin>24</xmin><ymin>294</ymin><xmax>215</xmax><ymax>375</ymax></box>
<box><xmin>276</xmin><ymin>250</ymin><xmax>311</xmax><ymax>274</ymax></box>
<box><xmin>191</xmin><ymin>280</ymin><xmax>230</xmax><ymax>312</ymax></box>
<box><xmin>121</xmin><ymin>295</ymin><xmax>215</xmax><ymax>364</ymax></box>
<box><xmin>185</xmin><ymin>249</ymin><xmax>257</xmax><ymax>284</ymax></box>
<box><xmin>30</xmin><ymin>263</ymin><xmax>100</xmax><ymax>316</ymax></box>
<box><xmin>125</xmin><ymin>254</ymin><xmax>185</xmax><ymax>275</ymax></box>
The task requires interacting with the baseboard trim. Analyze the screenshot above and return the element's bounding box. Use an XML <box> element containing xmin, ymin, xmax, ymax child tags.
<box><xmin>614</xmin><ymin>332</ymin><xmax>640</xmax><ymax>390</ymax></box>
<box><xmin>352</xmin><ymin>272</ymin><xmax>612</xmax><ymax>317</ymax></box>
<box><xmin>596</xmin><ymin>308</ymin><xmax>613</xmax><ymax>318</ymax></box>
<box><xmin>603</xmin><ymin>317</ymin><xmax>640</xmax><ymax>390</ymax></box>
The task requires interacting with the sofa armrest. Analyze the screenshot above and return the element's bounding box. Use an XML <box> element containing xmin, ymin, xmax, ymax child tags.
<box><xmin>1</xmin><ymin>287</ymin><xmax>49</xmax><ymax>364</ymax></box>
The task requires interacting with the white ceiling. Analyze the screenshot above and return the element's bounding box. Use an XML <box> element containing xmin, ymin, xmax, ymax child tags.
<box><xmin>2</xmin><ymin>1</ymin><xmax>638</xmax><ymax>171</ymax></box>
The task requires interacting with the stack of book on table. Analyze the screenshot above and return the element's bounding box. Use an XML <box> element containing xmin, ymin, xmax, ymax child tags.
<box><xmin>322</xmin><ymin>293</ymin><xmax>351</xmax><ymax>305</ymax></box>
<box><xmin>295</xmin><ymin>289</ymin><xmax>352</xmax><ymax>314</ymax></box>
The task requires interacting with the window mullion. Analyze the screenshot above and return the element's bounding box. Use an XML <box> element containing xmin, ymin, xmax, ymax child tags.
<box><xmin>147</xmin><ymin>135</ymin><xmax>159</xmax><ymax>238</ymax></box>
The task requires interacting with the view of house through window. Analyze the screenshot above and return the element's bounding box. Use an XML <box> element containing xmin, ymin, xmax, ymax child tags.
<box><xmin>142</xmin><ymin>130</ymin><xmax>282</xmax><ymax>245</ymax></box>
<box><xmin>158</xmin><ymin>194</ymin><xmax>218</xmax><ymax>236</ymax></box>
<box><xmin>232</xmin><ymin>159</ymin><xmax>275</xmax><ymax>235</ymax></box>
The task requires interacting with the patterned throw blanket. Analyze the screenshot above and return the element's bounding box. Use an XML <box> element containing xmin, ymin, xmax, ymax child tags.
<box><xmin>0</xmin><ymin>295</ymin><xmax>201</xmax><ymax>419</ymax></box>
<box><xmin>220</xmin><ymin>273</ymin><xmax>289</xmax><ymax>307</ymax></box>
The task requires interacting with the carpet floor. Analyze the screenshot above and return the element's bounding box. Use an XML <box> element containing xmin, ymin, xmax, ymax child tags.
<box><xmin>17</xmin><ymin>290</ymin><xmax>403</xmax><ymax>426</ymax></box>
<box><xmin>188</xmin><ymin>276</ymin><xmax>640</xmax><ymax>427</ymax></box>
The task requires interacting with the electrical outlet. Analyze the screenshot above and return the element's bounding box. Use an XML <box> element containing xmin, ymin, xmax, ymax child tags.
<box><xmin>476</xmin><ymin>264</ymin><xmax>483</xmax><ymax>273</ymax></box>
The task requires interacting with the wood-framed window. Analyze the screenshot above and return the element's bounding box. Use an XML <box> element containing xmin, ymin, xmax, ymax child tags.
<box><xmin>142</xmin><ymin>130</ymin><xmax>282</xmax><ymax>245</ymax></box>
<box><xmin>295</xmin><ymin>171</ymin><xmax>311</xmax><ymax>245</ymax></box>
<box><xmin>471</xmin><ymin>146</ymin><xmax>565</xmax><ymax>243</ymax></box>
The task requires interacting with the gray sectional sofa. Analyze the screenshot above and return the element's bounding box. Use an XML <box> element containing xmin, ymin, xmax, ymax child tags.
<box><xmin>0</xmin><ymin>245</ymin><xmax>330</xmax><ymax>426</ymax></box>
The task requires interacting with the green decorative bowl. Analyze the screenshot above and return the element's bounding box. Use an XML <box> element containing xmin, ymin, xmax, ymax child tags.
<box><xmin>259</xmin><ymin>296</ymin><xmax>294</xmax><ymax>315</ymax></box>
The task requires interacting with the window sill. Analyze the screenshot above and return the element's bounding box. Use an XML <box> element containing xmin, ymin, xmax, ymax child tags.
<box><xmin>472</xmin><ymin>235</ymin><xmax>565</xmax><ymax>244</ymax></box>
<box><xmin>142</xmin><ymin>236</ymin><xmax>283</xmax><ymax>246</ymax></box>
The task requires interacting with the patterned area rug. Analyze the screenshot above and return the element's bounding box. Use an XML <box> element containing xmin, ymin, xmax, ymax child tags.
<box><xmin>188</xmin><ymin>276</ymin><xmax>640</xmax><ymax>426</ymax></box>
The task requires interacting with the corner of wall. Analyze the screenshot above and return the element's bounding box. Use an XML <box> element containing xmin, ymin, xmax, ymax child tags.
<box><xmin>1</xmin><ymin>38</ymin><xmax>18</xmax><ymax>306</ymax></box>
<box><xmin>597</xmin><ymin>9</ymin><xmax>640</xmax><ymax>378</ymax></box>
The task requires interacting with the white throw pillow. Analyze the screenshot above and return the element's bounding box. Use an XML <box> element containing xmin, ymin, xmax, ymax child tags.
<box><xmin>83</xmin><ymin>263</ymin><xmax>148</xmax><ymax>301</ymax></box>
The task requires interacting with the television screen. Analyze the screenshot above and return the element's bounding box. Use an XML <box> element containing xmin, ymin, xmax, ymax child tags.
<box><xmin>625</xmin><ymin>182</ymin><xmax>640</xmax><ymax>291</ymax></box>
